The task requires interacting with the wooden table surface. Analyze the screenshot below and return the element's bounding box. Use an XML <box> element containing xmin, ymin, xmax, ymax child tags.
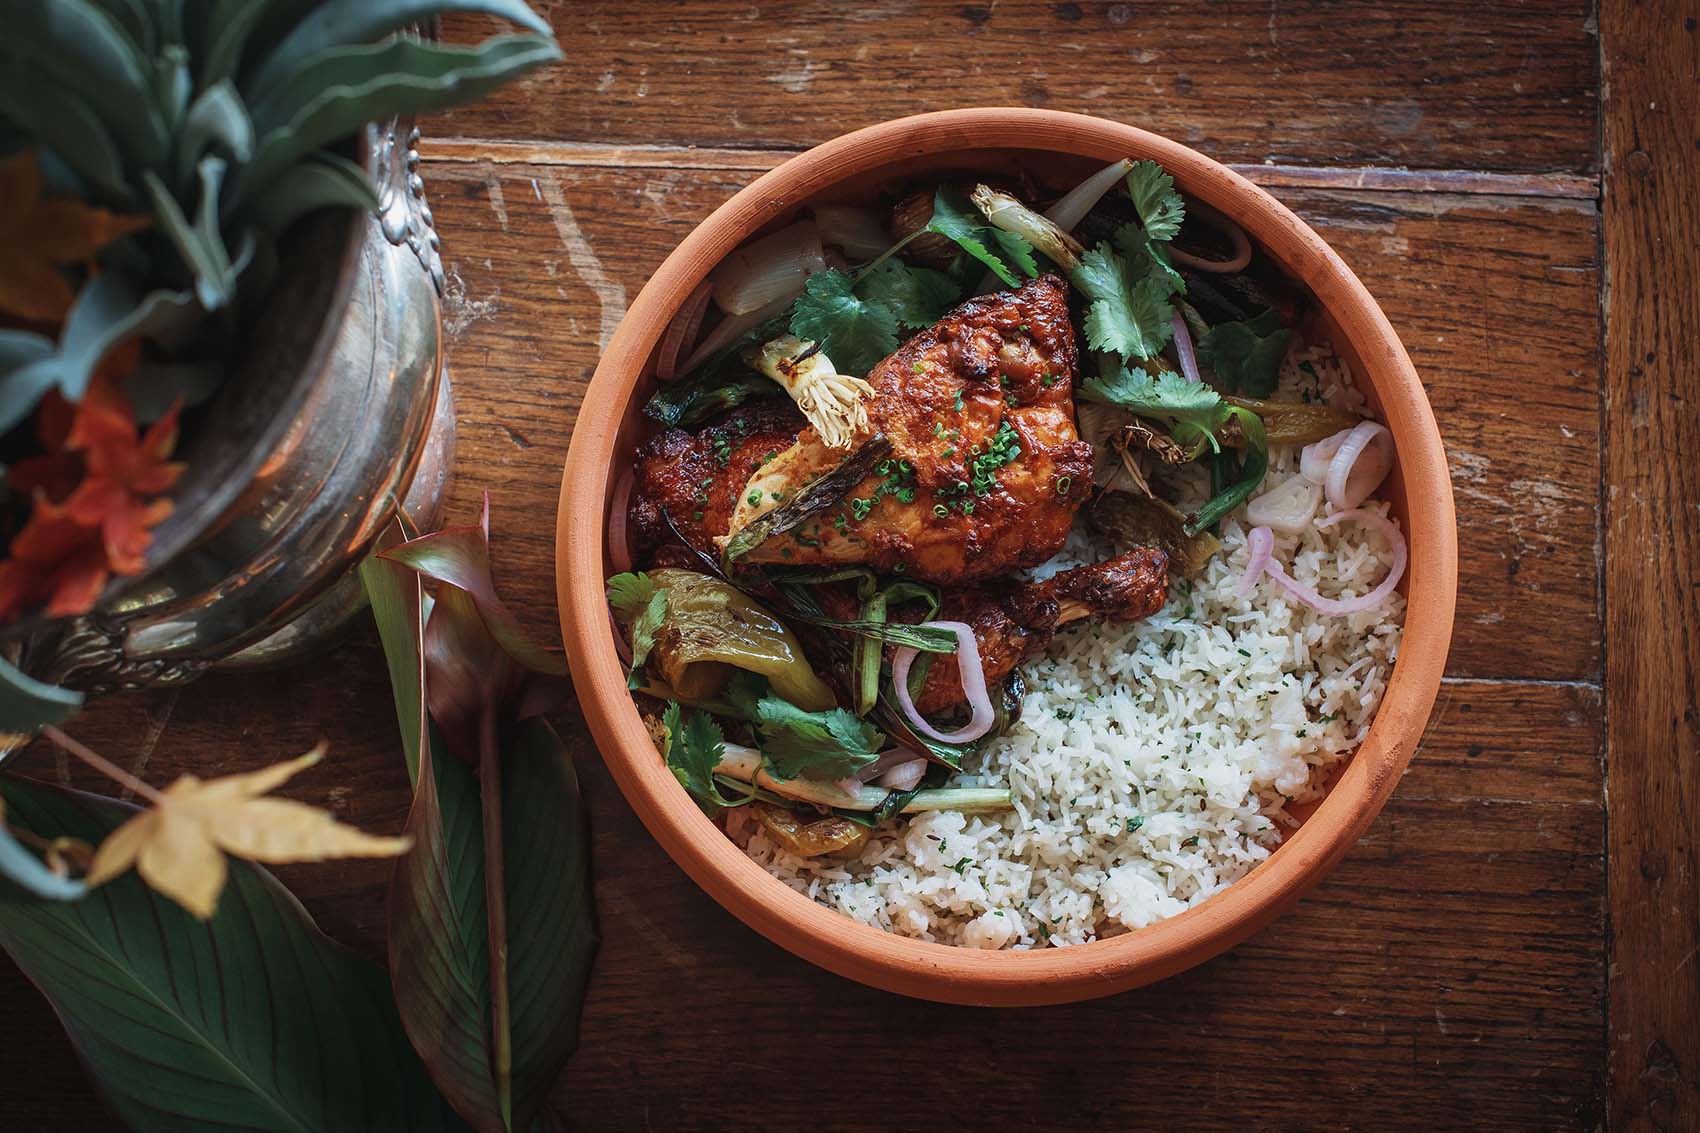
<box><xmin>5</xmin><ymin>4</ymin><xmax>1696</xmax><ymax>1130</ymax></box>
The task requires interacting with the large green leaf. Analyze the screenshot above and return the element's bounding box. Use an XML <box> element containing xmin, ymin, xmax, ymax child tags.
<box><xmin>246</xmin><ymin>0</ymin><xmax>554</xmax><ymax>99</ymax></box>
<box><xmin>365</xmin><ymin>551</ymin><xmax>596</xmax><ymax>1133</ymax></box>
<box><xmin>144</xmin><ymin>160</ymin><xmax>240</xmax><ymax>310</ymax></box>
<box><xmin>359</xmin><ymin>547</ymin><xmax>428</xmax><ymax>785</ymax></box>
<box><xmin>245</xmin><ymin>34</ymin><xmax>561</xmax><ymax>190</ymax></box>
<box><xmin>0</xmin><ymin>775</ymin><xmax>454</xmax><ymax>1133</ymax></box>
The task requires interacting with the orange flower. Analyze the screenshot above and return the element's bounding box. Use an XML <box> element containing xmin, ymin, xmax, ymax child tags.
<box><xmin>0</xmin><ymin>150</ymin><xmax>149</xmax><ymax>325</ymax></box>
<box><xmin>0</xmin><ymin>357</ymin><xmax>184</xmax><ymax>622</ymax></box>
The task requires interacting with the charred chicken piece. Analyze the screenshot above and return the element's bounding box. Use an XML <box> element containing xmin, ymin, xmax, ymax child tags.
<box><xmin>723</xmin><ymin>274</ymin><xmax>1093</xmax><ymax>586</ymax></box>
<box><xmin>628</xmin><ymin>404</ymin><xmax>804</xmax><ymax>563</ymax></box>
<box><xmin>908</xmin><ymin>547</ymin><xmax>1169</xmax><ymax>715</ymax></box>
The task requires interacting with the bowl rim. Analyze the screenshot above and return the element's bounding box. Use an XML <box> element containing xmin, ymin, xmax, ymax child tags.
<box><xmin>557</xmin><ymin>108</ymin><xmax>1457</xmax><ymax>1006</ymax></box>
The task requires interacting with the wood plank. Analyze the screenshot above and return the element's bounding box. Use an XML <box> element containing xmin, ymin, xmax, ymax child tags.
<box><xmin>425</xmin><ymin>139</ymin><xmax>1603</xmax><ymax>200</ymax></box>
<box><xmin>1601</xmin><ymin>3</ymin><xmax>1700</xmax><ymax>1129</ymax></box>
<box><xmin>431</xmin><ymin>1</ymin><xmax>1599</xmax><ymax>175</ymax></box>
<box><xmin>0</xmin><ymin>674</ymin><xmax>1602</xmax><ymax>1130</ymax></box>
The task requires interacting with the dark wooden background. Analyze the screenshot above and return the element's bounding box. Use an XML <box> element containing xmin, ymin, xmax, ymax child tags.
<box><xmin>5</xmin><ymin>3</ymin><xmax>1696</xmax><ymax>1130</ymax></box>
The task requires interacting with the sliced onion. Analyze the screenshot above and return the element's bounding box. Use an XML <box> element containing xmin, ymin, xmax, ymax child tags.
<box><xmin>1234</xmin><ymin>525</ymin><xmax>1274</xmax><ymax>598</ymax></box>
<box><xmin>813</xmin><ymin>204</ymin><xmax>891</xmax><ymax>260</ymax></box>
<box><xmin>1246</xmin><ymin>473</ymin><xmax>1323</xmax><ymax>535</ymax></box>
<box><xmin>1170</xmin><ymin>308</ymin><xmax>1201</xmax><ymax>383</ymax></box>
<box><xmin>876</xmin><ymin>757</ymin><xmax>928</xmax><ymax>792</ymax></box>
<box><xmin>654</xmin><ymin>279</ymin><xmax>713</xmax><ymax>381</ymax></box>
<box><xmin>711</xmin><ymin>222</ymin><xmax>826</xmax><ymax>315</ymax></box>
<box><xmin>678</xmin><ymin>291</ymin><xmax>799</xmax><ymax>375</ymax></box>
<box><xmin>1045</xmin><ymin>158</ymin><xmax>1136</xmax><ymax>232</ymax></box>
<box><xmin>607</xmin><ymin>465</ymin><xmax>635</xmax><ymax>574</ymax></box>
<box><xmin>1300</xmin><ymin>428</ymin><xmax>1348</xmax><ymax>483</ymax></box>
<box><xmin>1323</xmin><ymin>420</ymin><xmax>1394</xmax><ymax>513</ymax></box>
<box><xmin>855</xmin><ymin>746</ymin><xmax>924</xmax><ymax>783</ymax></box>
<box><xmin>891</xmin><ymin>620</ymin><xmax>994</xmax><ymax>744</ymax></box>
<box><xmin>1264</xmin><ymin>509</ymin><xmax>1408</xmax><ymax>616</ymax></box>
<box><xmin>1169</xmin><ymin>200</ymin><xmax>1253</xmax><ymax>273</ymax></box>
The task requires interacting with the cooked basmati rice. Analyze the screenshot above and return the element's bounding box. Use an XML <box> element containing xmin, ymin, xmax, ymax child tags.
<box><xmin>727</xmin><ymin>345</ymin><xmax>1405</xmax><ymax>948</ymax></box>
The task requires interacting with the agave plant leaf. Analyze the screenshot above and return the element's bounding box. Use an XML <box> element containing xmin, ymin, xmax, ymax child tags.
<box><xmin>197</xmin><ymin>0</ymin><xmax>277</xmax><ymax>87</ymax></box>
<box><xmin>86</xmin><ymin>0</ymin><xmax>155</xmax><ymax>56</ymax></box>
<box><xmin>0</xmin><ymin>809</ymin><xmax>88</xmax><ymax>901</ymax></box>
<box><xmin>247</xmin><ymin>0</ymin><xmax>555</xmax><ymax>99</ymax></box>
<box><xmin>143</xmin><ymin>159</ymin><xmax>240</xmax><ymax>310</ymax></box>
<box><xmin>0</xmin><ymin>272</ymin><xmax>199</xmax><ymax>429</ymax></box>
<box><xmin>0</xmin><ymin>774</ymin><xmax>455</xmax><ymax>1133</ymax></box>
<box><xmin>3</xmin><ymin>0</ymin><xmax>168</xmax><ymax>168</ymax></box>
<box><xmin>246</xmin><ymin>34</ymin><xmax>562</xmax><ymax>190</ymax></box>
<box><xmin>124</xmin><ymin>358</ymin><xmax>224</xmax><ymax>421</ymax></box>
<box><xmin>0</xmin><ymin>63</ymin><xmax>132</xmax><ymax>205</ymax></box>
<box><xmin>365</xmin><ymin>543</ymin><xmax>596</xmax><ymax>1133</ymax></box>
<box><xmin>174</xmin><ymin>79</ymin><xmax>254</xmax><ymax>192</ymax></box>
<box><xmin>0</xmin><ymin>656</ymin><xmax>83</xmax><ymax>734</ymax></box>
<box><xmin>0</xmin><ymin>333</ymin><xmax>58</xmax><ymax>435</ymax></box>
<box><xmin>240</xmin><ymin>151</ymin><xmax>378</xmax><ymax>238</ymax></box>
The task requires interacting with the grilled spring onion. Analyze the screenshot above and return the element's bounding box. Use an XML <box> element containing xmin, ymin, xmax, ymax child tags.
<box><xmin>752</xmin><ymin>334</ymin><xmax>873</xmax><ymax>451</ymax></box>
<box><xmin>775</xmin><ymin>574</ymin><xmax>950</xmax><ymax>716</ymax></box>
<box><xmin>713</xmin><ymin>743</ymin><xmax>1012</xmax><ymax>813</ymax></box>
<box><xmin>721</xmin><ymin>434</ymin><xmax>894</xmax><ymax>564</ymax></box>
<box><xmin>1224</xmin><ymin>394</ymin><xmax>1361</xmax><ymax>446</ymax></box>
<box><xmin>643</xmin><ymin>367</ymin><xmax>781</xmax><ymax>429</ymax></box>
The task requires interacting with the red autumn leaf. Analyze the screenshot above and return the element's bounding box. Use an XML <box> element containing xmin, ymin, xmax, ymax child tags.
<box><xmin>0</xmin><ymin>360</ymin><xmax>183</xmax><ymax>621</ymax></box>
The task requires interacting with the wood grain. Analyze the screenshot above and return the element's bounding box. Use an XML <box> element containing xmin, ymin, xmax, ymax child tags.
<box><xmin>1602</xmin><ymin>3</ymin><xmax>1700</xmax><ymax>1129</ymax></box>
<box><xmin>432</xmin><ymin>1</ymin><xmax>1599</xmax><ymax>176</ymax></box>
<box><xmin>0</xmin><ymin>31</ymin><xmax>1621</xmax><ymax>1127</ymax></box>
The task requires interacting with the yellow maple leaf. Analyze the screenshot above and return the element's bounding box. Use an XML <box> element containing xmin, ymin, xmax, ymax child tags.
<box><xmin>85</xmin><ymin>744</ymin><xmax>411</xmax><ymax>919</ymax></box>
<box><xmin>0</xmin><ymin>150</ymin><xmax>150</xmax><ymax>324</ymax></box>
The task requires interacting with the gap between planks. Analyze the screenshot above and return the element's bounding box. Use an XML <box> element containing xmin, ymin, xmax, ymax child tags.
<box><xmin>424</xmin><ymin>137</ymin><xmax>1601</xmax><ymax>200</ymax></box>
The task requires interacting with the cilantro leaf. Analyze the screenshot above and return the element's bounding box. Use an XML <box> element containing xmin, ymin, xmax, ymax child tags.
<box><xmin>1125</xmin><ymin>160</ymin><xmax>1185</xmax><ymax>244</ymax></box>
<box><xmin>663</xmin><ymin>702</ymin><xmax>745</xmax><ymax>812</ymax></box>
<box><xmin>1115</xmin><ymin>222</ymin><xmax>1186</xmax><ymax>294</ymax></box>
<box><xmin>1197</xmin><ymin>308</ymin><xmax>1294</xmax><ymax>397</ymax></box>
<box><xmin>1081</xmin><ymin>366</ymin><xmax>1228</xmax><ymax>452</ymax></box>
<box><xmin>990</xmin><ymin>228</ymin><xmax>1039</xmax><ymax>278</ymax></box>
<box><xmin>606</xmin><ymin>571</ymin><xmax>668</xmax><ymax>690</ymax></box>
<box><xmin>789</xmin><ymin>268</ymin><xmax>898</xmax><ymax>375</ymax></box>
<box><xmin>924</xmin><ymin>188</ymin><xmax>1034</xmax><ymax>288</ymax></box>
<box><xmin>1077</xmin><ymin>242</ymin><xmax>1177</xmax><ymax>361</ymax></box>
<box><xmin>755</xmin><ymin>696</ymin><xmax>885</xmax><ymax>781</ymax></box>
<box><xmin>857</xmin><ymin>260</ymin><xmax>961</xmax><ymax>329</ymax></box>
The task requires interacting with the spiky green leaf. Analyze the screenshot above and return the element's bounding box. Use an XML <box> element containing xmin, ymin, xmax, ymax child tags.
<box><xmin>0</xmin><ymin>61</ymin><xmax>131</xmax><ymax>204</ymax></box>
<box><xmin>240</xmin><ymin>151</ymin><xmax>378</xmax><ymax>237</ymax></box>
<box><xmin>175</xmin><ymin>79</ymin><xmax>254</xmax><ymax>191</ymax></box>
<box><xmin>246</xmin><ymin>33</ymin><xmax>561</xmax><ymax>191</ymax></box>
<box><xmin>248</xmin><ymin>0</ymin><xmax>555</xmax><ymax>99</ymax></box>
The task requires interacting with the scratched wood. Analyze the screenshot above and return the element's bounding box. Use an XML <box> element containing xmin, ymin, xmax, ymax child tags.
<box><xmin>433</xmin><ymin>1</ymin><xmax>1600</xmax><ymax>176</ymax></box>
<box><xmin>0</xmin><ymin>13</ymin><xmax>1627</xmax><ymax>1129</ymax></box>
<box><xmin>1602</xmin><ymin>3</ymin><xmax>1700</xmax><ymax>1129</ymax></box>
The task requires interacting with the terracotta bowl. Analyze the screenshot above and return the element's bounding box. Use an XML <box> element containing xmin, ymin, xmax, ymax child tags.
<box><xmin>556</xmin><ymin>108</ymin><xmax>1457</xmax><ymax>1006</ymax></box>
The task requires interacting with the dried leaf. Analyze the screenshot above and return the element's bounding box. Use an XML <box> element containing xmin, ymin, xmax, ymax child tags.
<box><xmin>0</xmin><ymin>151</ymin><xmax>148</xmax><ymax>323</ymax></box>
<box><xmin>86</xmin><ymin>744</ymin><xmax>410</xmax><ymax>919</ymax></box>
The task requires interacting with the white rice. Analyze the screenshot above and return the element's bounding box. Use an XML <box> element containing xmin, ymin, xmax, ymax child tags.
<box><xmin>728</xmin><ymin>345</ymin><xmax>1405</xmax><ymax>948</ymax></box>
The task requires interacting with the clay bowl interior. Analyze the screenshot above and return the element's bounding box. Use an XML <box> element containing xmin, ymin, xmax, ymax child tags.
<box><xmin>558</xmin><ymin>109</ymin><xmax>1456</xmax><ymax>1006</ymax></box>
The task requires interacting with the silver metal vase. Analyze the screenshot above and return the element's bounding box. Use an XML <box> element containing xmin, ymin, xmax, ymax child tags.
<box><xmin>1</xmin><ymin>119</ymin><xmax>454</xmax><ymax>698</ymax></box>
